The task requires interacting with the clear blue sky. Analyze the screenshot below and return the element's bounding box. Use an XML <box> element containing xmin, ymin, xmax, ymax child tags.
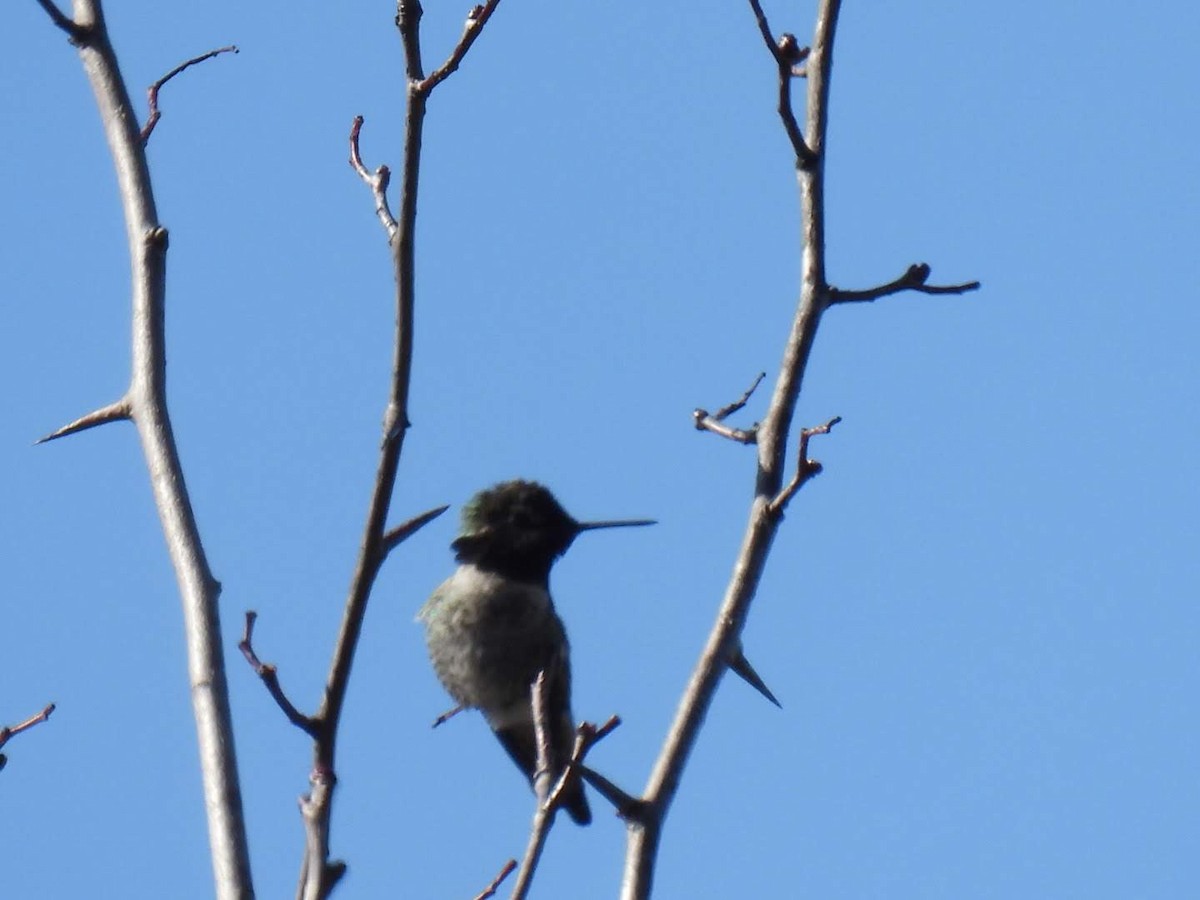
<box><xmin>3</xmin><ymin>2</ymin><xmax>1197</xmax><ymax>897</ymax></box>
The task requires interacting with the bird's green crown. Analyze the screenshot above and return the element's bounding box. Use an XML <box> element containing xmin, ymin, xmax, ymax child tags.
<box><xmin>452</xmin><ymin>480</ymin><xmax>581</xmax><ymax>582</ymax></box>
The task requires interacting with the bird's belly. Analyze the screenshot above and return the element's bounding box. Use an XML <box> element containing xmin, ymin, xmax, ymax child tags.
<box><xmin>424</xmin><ymin>593</ymin><xmax>559</xmax><ymax>714</ymax></box>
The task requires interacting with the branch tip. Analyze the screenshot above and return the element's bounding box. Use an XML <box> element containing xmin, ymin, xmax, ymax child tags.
<box><xmin>829</xmin><ymin>263</ymin><xmax>981</xmax><ymax>305</ymax></box>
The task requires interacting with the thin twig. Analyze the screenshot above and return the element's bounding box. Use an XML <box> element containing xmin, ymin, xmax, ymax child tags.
<box><xmin>238</xmin><ymin>612</ymin><xmax>318</xmax><ymax>737</ymax></box>
<box><xmin>693</xmin><ymin>372</ymin><xmax>765</xmax><ymax>444</ymax></box>
<box><xmin>544</xmin><ymin>715</ymin><xmax>621</xmax><ymax>813</ymax></box>
<box><xmin>746</xmin><ymin>0</ymin><xmax>815</xmax><ymax>166</ymax></box>
<box><xmin>140</xmin><ymin>45</ymin><xmax>238</xmax><ymax>144</ymax></box>
<box><xmin>767</xmin><ymin>416</ymin><xmax>841</xmax><ymax>516</ymax></box>
<box><xmin>0</xmin><ymin>704</ymin><xmax>56</xmax><ymax>752</ymax></box>
<box><xmin>0</xmin><ymin>702</ymin><xmax>56</xmax><ymax>773</ymax></box>
<box><xmin>473</xmin><ymin>859</ymin><xmax>517</xmax><ymax>900</ymax></box>
<box><xmin>829</xmin><ymin>263</ymin><xmax>981</xmax><ymax>304</ymax></box>
<box><xmin>420</xmin><ymin>1</ymin><xmax>504</xmax><ymax>95</ymax></box>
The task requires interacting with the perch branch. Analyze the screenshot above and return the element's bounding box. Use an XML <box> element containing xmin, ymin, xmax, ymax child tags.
<box><xmin>432</xmin><ymin>704</ymin><xmax>466</xmax><ymax>728</ymax></box>
<box><xmin>509</xmin><ymin>677</ymin><xmax>620</xmax><ymax>900</ymax></box>
<box><xmin>140</xmin><ymin>45</ymin><xmax>238</xmax><ymax>144</ymax></box>
<box><xmin>829</xmin><ymin>263</ymin><xmax>981</xmax><ymax>304</ymax></box>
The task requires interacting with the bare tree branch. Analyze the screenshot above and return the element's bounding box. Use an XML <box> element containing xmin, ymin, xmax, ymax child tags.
<box><xmin>34</xmin><ymin>3</ymin><xmax>253</xmax><ymax>896</ymax></box>
<box><xmin>141</xmin><ymin>45</ymin><xmax>239</xmax><ymax>144</ymax></box>
<box><xmin>829</xmin><ymin>263</ymin><xmax>981</xmax><ymax>304</ymax></box>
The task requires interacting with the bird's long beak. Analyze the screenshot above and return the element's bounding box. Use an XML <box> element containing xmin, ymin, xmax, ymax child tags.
<box><xmin>576</xmin><ymin>518</ymin><xmax>656</xmax><ymax>532</ymax></box>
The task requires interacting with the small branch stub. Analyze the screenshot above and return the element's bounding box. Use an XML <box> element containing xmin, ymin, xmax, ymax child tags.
<box><xmin>238</xmin><ymin>611</ymin><xmax>319</xmax><ymax>737</ymax></box>
<box><xmin>768</xmin><ymin>415</ymin><xmax>842</xmax><ymax>516</ymax></box>
<box><xmin>693</xmin><ymin>372</ymin><xmax>766</xmax><ymax>444</ymax></box>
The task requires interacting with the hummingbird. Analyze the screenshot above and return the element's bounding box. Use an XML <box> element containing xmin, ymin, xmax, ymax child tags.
<box><xmin>417</xmin><ymin>480</ymin><xmax>655</xmax><ymax>825</ymax></box>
